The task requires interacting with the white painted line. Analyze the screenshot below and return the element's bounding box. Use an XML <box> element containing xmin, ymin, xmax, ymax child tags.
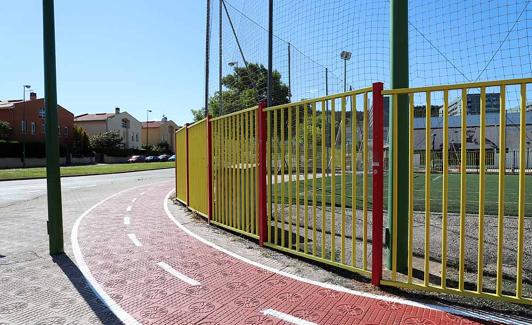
<box><xmin>262</xmin><ymin>309</ymin><xmax>317</xmax><ymax>325</ymax></box>
<box><xmin>126</xmin><ymin>205</ymin><xmax>132</xmax><ymax>212</ymax></box>
<box><xmin>72</xmin><ymin>183</ymin><xmax>158</xmax><ymax>325</ymax></box>
<box><xmin>140</xmin><ymin>192</ymin><xmax>146</xmax><ymax>195</ymax></box>
<box><xmin>128</xmin><ymin>234</ymin><xmax>142</xmax><ymax>247</ymax></box>
<box><xmin>68</xmin><ymin>185</ymin><xmax>97</xmax><ymax>190</ymax></box>
<box><xmin>156</xmin><ymin>261</ymin><xmax>201</xmax><ymax>286</ymax></box>
<box><xmin>163</xmin><ymin>189</ymin><xmax>526</xmax><ymax>325</ymax></box>
<box><xmin>124</xmin><ymin>217</ymin><xmax>130</xmax><ymax>225</ymax></box>
<box><xmin>131</xmin><ymin>198</ymin><xmax>137</xmax><ymax>203</ymax></box>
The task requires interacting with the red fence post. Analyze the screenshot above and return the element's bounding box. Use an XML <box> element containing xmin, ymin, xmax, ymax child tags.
<box><xmin>207</xmin><ymin>115</ymin><xmax>213</xmax><ymax>223</ymax></box>
<box><xmin>257</xmin><ymin>100</ymin><xmax>268</xmax><ymax>246</ymax></box>
<box><xmin>185</xmin><ymin>123</ymin><xmax>190</xmax><ymax>207</ymax></box>
<box><xmin>372</xmin><ymin>82</ymin><xmax>384</xmax><ymax>286</ymax></box>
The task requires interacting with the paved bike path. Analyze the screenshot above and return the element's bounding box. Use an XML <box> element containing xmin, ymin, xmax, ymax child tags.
<box><xmin>73</xmin><ymin>181</ymin><xmax>482</xmax><ymax>325</ymax></box>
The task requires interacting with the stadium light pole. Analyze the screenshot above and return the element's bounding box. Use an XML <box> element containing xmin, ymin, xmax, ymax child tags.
<box><xmin>43</xmin><ymin>0</ymin><xmax>64</xmax><ymax>256</ymax></box>
<box><xmin>22</xmin><ymin>84</ymin><xmax>31</xmax><ymax>168</ymax></box>
<box><xmin>388</xmin><ymin>0</ymin><xmax>409</xmax><ymax>272</ymax></box>
<box><xmin>204</xmin><ymin>0</ymin><xmax>211</xmax><ymax>118</ymax></box>
<box><xmin>340</xmin><ymin>51</ymin><xmax>351</xmax><ymax>93</ymax></box>
<box><xmin>267</xmin><ymin>0</ymin><xmax>273</xmax><ymax>107</ymax></box>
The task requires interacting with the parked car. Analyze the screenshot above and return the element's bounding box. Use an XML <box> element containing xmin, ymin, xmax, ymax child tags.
<box><xmin>158</xmin><ymin>154</ymin><xmax>170</xmax><ymax>161</ymax></box>
<box><xmin>145</xmin><ymin>155</ymin><xmax>160</xmax><ymax>162</ymax></box>
<box><xmin>128</xmin><ymin>155</ymin><xmax>145</xmax><ymax>163</ymax></box>
<box><xmin>168</xmin><ymin>155</ymin><xmax>176</xmax><ymax>161</ymax></box>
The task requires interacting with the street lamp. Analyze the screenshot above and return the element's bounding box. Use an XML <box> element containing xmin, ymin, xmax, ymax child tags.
<box><xmin>22</xmin><ymin>84</ymin><xmax>31</xmax><ymax>168</ymax></box>
<box><xmin>340</xmin><ymin>51</ymin><xmax>352</xmax><ymax>92</ymax></box>
<box><xmin>146</xmin><ymin>109</ymin><xmax>152</xmax><ymax>148</ymax></box>
<box><xmin>228</xmin><ymin>61</ymin><xmax>238</xmax><ymax>68</ymax></box>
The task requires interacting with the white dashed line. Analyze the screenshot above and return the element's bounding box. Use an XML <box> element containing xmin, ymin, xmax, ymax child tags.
<box><xmin>140</xmin><ymin>192</ymin><xmax>146</xmax><ymax>196</ymax></box>
<box><xmin>262</xmin><ymin>309</ymin><xmax>317</xmax><ymax>325</ymax></box>
<box><xmin>156</xmin><ymin>262</ymin><xmax>201</xmax><ymax>286</ymax></box>
<box><xmin>124</xmin><ymin>217</ymin><xmax>130</xmax><ymax>225</ymax></box>
<box><xmin>126</xmin><ymin>205</ymin><xmax>132</xmax><ymax>212</ymax></box>
<box><xmin>131</xmin><ymin>198</ymin><xmax>137</xmax><ymax>203</ymax></box>
<box><xmin>127</xmin><ymin>234</ymin><xmax>142</xmax><ymax>247</ymax></box>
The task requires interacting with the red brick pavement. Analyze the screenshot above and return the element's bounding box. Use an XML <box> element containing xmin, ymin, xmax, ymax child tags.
<box><xmin>74</xmin><ymin>181</ymin><xmax>483</xmax><ymax>325</ymax></box>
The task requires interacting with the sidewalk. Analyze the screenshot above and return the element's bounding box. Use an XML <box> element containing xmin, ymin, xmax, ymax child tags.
<box><xmin>71</xmin><ymin>181</ymin><xmax>491</xmax><ymax>325</ymax></box>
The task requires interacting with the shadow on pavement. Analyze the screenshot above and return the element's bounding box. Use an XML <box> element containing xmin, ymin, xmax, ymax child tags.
<box><xmin>53</xmin><ymin>254</ymin><xmax>122</xmax><ymax>325</ymax></box>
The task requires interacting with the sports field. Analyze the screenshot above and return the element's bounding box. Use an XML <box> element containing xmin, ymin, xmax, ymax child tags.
<box><xmin>274</xmin><ymin>172</ymin><xmax>532</xmax><ymax>217</ymax></box>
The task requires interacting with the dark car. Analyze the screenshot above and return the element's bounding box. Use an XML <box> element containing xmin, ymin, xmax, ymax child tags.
<box><xmin>158</xmin><ymin>154</ymin><xmax>170</xmax><ymax>161</ymax></box>
<box><xmin>145</xmin><ymin>155</ymin><xmax>160</xmax><ymax>162</ymax></box>
<box><xmin>168</xmin><ymin>155</ymin><xmax>176</xmax><ymax>161</ymax></box>
<box><xmin>128</xmin><ymin>155</ymin><xmax>145</xmax><ymax>163</ymax></box>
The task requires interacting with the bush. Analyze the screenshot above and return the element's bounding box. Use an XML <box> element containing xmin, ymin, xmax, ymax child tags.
<box><xmin>89</xmin><ymin>131</ymin><xmax>123</xmax><ymax>152</ymax></box>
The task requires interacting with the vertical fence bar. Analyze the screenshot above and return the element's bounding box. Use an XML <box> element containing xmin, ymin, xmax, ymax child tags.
<box><xmin>478</xmin><ymin>87</ymin><xmax>486</xmax><ymax>293</ymax></box>
<box><xmin>363</xmin><ymin>92</ymin><xmax>369</xmax><ymax>270</ymax></box>
<box><xmin>330</xmin><ymin>99</ymin><xmax>336</xmax><ymax>261</ymax></box>
<box><xmin>255</xmin><ymin>110</ymin><xmax>259</xmax><ymax>235</ymax></box>
<box><xmin>442</xmin><ymin>90</ymin><xmax>449</xmax><ymax>288</ymax></box>
<box><xmin>207</xmin><ymin>115</ymin><xmax>213</xmax><ymax>223</ymax></box>
<box><xmin>267</xmin><ymin>111</ymin><xmax>272</xmax><ymax>241</ymax></box>
<box><xmin>273</xmin><ymin>110</ymin><xmax>279</xmax><ymax>245</ymax></box>
<box><xmin>296</xmin><ymin>106</ymin><xmax>301</xmax><ymax>251</ymax></box>
<box><xmin>321</xmin><ymin>101</ymin><xmax>327</xmax><ymax>258</ymax></box>
<box><xmin>408</xmin><ymin>93</ymin><xmax>414</xmax><ymax>284</ymax></box>
<box><xmin>281</xmin><ymin>109</ymin><xmax>286</xmax><ymax>247</ymax></box>
<box><xmin>304</xmin><ymin>104</ymin><xmax>309</xmax><ymax>254</ymax></box>
<box><xmin>238</xmin><ymin>115</ymin><xmax>242</xmax><ymax>230</ymax></box>
<box><xmin>312</xmin><ymin>102</ymin><xmax>318</xmax><ymax>256</ymax></box>
<box><xmin>496</xmin><ymin>86</ymin><xmax>506</xmax><ymax>296</ymax></box>
<box><xmin>186</xmin><ymin>123</ymin><xmax>190</xmax><ymax>206</ymax></box>
<box><xmin>288</xmin><ymin>107</ymin><xmax>293</xmax><ymax>248</ymax></box>
<box><xmin>257</xmin><ymin>101</ymin><xmax>268</xmax><ymax>246</ymax></box>
<box><xmin>232</xmin><ymin>115</ymin><xmax>236</xmax><ymax>228</ymax></box>
<box><xmin>351</xmin><ymin>95</ymin><xmax>357</xmax><ymax>267</ymax></box>
<box><xmin>341</xmin><ymin>97</ymin><xmax>347</xmax><ymax>264</ymax></box>
<box><xmin>247</xmin><ymin>111</ymin><xmax>252</xmax><ymax>233</ymax></box>
<box><xmin>459</xmin><ymin>88</ymin><xmax>467</xmax><ymax>291</ymax></box>
<box><xmin>371</xmin><ymin>83</ymin><xmax>384</xmax><ymax>286</ymax></box>
<box><xmin>424</xmin><ymin>91</ymin><xmax>431</xmax><ymax>287</ymax></box>
<box><xmin>241</xmin><ymin>113</ymin><xmax>246</xmax><ymax>231</ymax></box>
<box><xmin>391</xmin><ymin>95</ymin><xmax>398</xmax><ymax>281</ymax></box>
<box><xmin>516</xmin><ymin>83</ymin><xmax>526</xmax><ymax>298</ymax></box>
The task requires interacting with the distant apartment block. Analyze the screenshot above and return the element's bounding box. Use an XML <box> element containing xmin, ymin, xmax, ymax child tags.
<box><xmin>446</xmin><ymin>93</ymin><xmax>500</xmax><ymax>116</ymax></box>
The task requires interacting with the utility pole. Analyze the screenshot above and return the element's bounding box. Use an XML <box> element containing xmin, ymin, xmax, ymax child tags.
<box><xmin>219</xmin><ymin>0</ymin><xmax>223</xmax><ymax>115</ymax></box>
<box><xmin>43</xmin><ymin>0</ymin><xmax>63</xmax><ymax>255</ymax></box>
<box><xmin>388</xmin><ymin>0</ymin><xmax>409</xmax><ymax>272</ymax></box>
<box><xmin>204</xmin><ymin>0</ymin><xmax>211</xmax><ymax>117</ymax></box>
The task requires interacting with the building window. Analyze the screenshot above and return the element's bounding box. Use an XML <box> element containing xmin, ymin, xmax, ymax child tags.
<box><xmin>39</xmin><ymin>107</ymin><xmax>46</xmax><ymax>119</ymax></box>
<box><xmin>136</xmin><ymin>133</ymin><xmax>139</xmax><ymax>142</ymax></box>
<box><xmin>64</xmin><ymin>127</ymin><xmax>68</xmax><ymax>137</ymax></box>
<box><xmin>31</xmin><ymin>122</ymin><xmax>36</xmax><ymax>135</ymax></box>
<box><xmin>122</xmin><ymin>118</ymin><xmax>129</xmax><ymax>128</ymax></box>
<box><xmin>58</xmin><ymin>125</ymin><xmax>61</xmax><ymax>136</ymax></box>
<box><xmin>21</xmin><ymin>120</ymin><xmax>26</xmax><ymax>134</ymax></box>
<box><xmin>131</xmin><ymin>133</ymin><xmax>134</xmax><ymax>141</ymax></box>
<box><xmin>42</xmin><ymin>123</ymin><xmax>46</xmax><ymax>134</ymax></box>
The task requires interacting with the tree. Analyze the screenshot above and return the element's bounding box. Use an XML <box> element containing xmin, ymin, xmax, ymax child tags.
<box><xmin>89</xmin><ymin>131</ymin><xmax>123</xmax><ymax>151</ymax></box>
<box><xmin>0</xmin><ymin>120</ymin><xmax>12</xmax><ymax>140</ymax></box>
<box><xmin>192</xmin><ymin>63</ymin><xmax>290</xmax><ymax>119</ymax></box>
<box><xmin>190</xmin><ymin>108</ymin><xmax>206</xmax><ymax>122</ymax></box>
<box><xmin>72</xmin><ymin>126</ymin><xmax>91</xmax><ymax>155</ymax></box>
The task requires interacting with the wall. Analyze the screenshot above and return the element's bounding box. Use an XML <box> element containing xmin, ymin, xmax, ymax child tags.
<box><xmin>106</xmin><ymin>112</ymin><xmax>142</xmax><ymax>149</ymax></box>
<box><xmin>74</xmin><ymin>120</ymin><xmax>107</xmax><ymax>136</ymax></box>
<box><xmin>0</xmin><ymin>156</ymin><xmax>94</xmax><ymax>169</ymax></box>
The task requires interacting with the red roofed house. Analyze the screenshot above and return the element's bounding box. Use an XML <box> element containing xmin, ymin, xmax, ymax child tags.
<box><xmin>74</xmin><ymin>107</ymin><xmax>142</xmax><ymax>149</ymax></box>
<box><xmin>141</xmin><ymin>116</ymin><xmax>179</xmax><ymax>152</ymax></box>
<box><xmin>0</xmin><ymin>92</ymin><xmax>74</xmax><ymax>145</ymax></box>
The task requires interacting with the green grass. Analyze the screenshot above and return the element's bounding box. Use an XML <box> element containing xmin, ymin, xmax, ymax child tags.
<box><xmin>274</xmin><ymin>172</ymin><xmax>532</xmax><ymax>217</ymax></box>
<box><xmin>0</xmin><ymin>162</ymin><xmax>174</xmax><ymax>181</ymax></box>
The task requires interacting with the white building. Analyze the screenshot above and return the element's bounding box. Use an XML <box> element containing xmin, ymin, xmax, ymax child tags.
<box><xmin>74</xmin><ymin>107</ymin><xmax>142</xmax><ymax>149</ymax></box>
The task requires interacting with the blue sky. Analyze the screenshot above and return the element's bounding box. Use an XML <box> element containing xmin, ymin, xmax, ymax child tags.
<box><xmin>0</xmin><ymin>1</ymin><xmax>206</xmax><ymax>125</ymax></box>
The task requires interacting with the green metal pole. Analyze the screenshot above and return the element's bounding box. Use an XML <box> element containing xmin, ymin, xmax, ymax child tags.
<box><xmin>387</xmin><ymin>0</ymin><xmax>408</xmax><ymax>272</ymax></box>
<box><xmin>43</xmin><ymin>0</ymin><xmax>64</xmax><ymax>256</ymax></box>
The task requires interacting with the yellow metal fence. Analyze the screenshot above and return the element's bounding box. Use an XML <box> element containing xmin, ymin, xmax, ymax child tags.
<box><xmin>382</xmin><ymin>77</ymin><xmax>532</xmax><ymax>305</ymax></box>
<box><xmin>263</xmin><ymin>87</ymin><xmax>375</xmax><ymax>277</ymax></box>
<box><xmin>211</xmin><ymin>107</ymin><xmax>259</xmax><ymax>238</ymax></box>
<box><xmin>175</xmin><ymin>126</ymin><xmax>187</xmax><ymax>204</ymax></box>
<box><xmin>187</xmin><ymin>119</ymin><xmax>209</xmax><ymax>217</ymax></box>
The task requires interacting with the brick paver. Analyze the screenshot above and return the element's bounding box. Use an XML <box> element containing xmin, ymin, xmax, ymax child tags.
<box><xmin>75</xmin><ymin>181</ymin><xmax>483</xmax><ymax>325</ymax></box>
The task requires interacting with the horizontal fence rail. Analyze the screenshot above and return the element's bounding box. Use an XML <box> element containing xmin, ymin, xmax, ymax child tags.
<box><xmin>382</xmin><ymin>77</ymin><xmax>532</xmax><ymax>305</ymax></box>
